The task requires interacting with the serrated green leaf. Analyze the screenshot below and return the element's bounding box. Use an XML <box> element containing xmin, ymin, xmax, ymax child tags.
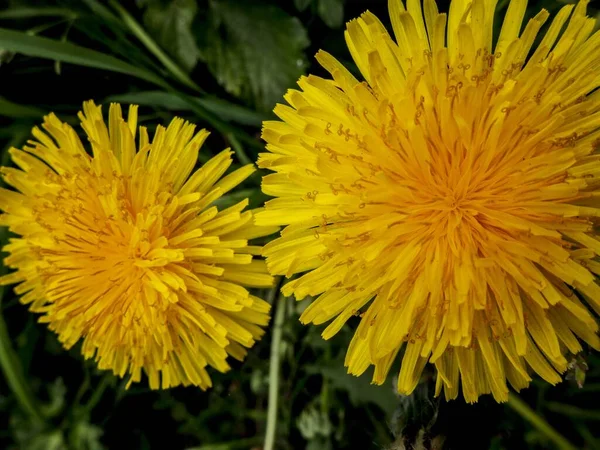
<box><xmin>196</xmin><ymin>0</ymin><xmax>309</xmax><ymax>112</ymax></box>
<box><xmin>141</xmin><ymin>0</ymin><xmax>200</xmax><ymax>73</ymax></box>
<box><xmin>318</xmin><ymin>0</ymin><xmax>344</xmax><ymax>28</ymax></box>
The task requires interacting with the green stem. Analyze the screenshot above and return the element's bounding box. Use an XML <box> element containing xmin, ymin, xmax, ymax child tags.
<box><xmin>576</xmin><ymin>424</ymin><xmax>600</xmax><ymax>450</ymax></box>
<box><xmin>264</xmin><ymin>283</ymin><xmax>285</xmax><ymax>450</ymax></box>
<box><xmin>506</xmin><ymin>393</ymin><xmax>577</xmax><ymax>450</ymax></box>
<box><xmin>320</xmin><ymin>345</ymin><xmax>331</xmax><ymax>415</ymax></box>
<box><xmin>54</xmin><ymin>18</ymin><xmax>75</xmax><ymax>76</ymax></box>
<box><xmin>0</xmin><ymin>286</ymin><xmax>44</xmax><ymax>424</ymax></box>
<box><xmin>108</xmin><ymin>0</ymin><xmax>202</xmax><ymax>93</ymax></box>
<box><xmin>81</xmin><ymin>375</ymin><xmax>111</xmax><ymax>416</ymax></box>
<box><xmin>569</xmin><ymin>383</ymin><xmax>600</xmax><ymax>393</ymax></box>
<box><xmin>320</xmin><ymin>379</ymin><xmax>329</xmax><ymax>415</ymax></box>
<box><xmin>71</xmin><ymin>371</ymin><xmax>91</xmax><ymax>411</ymax></box>
<box><xmin>545</xmin><ymin>402</ymin><xmax>600</xmax><ymax>421</ymax></box>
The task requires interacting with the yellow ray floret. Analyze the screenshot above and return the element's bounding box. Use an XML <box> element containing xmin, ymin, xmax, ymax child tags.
<box><xmin>256</xmin><ymin>0</ymin><xmax>600</xmax><ymax>402</ymax></box>
<box><xmin>0</xmin><ymin>101</ymin><xmax>278</xmax><ymax>389</ymax></box>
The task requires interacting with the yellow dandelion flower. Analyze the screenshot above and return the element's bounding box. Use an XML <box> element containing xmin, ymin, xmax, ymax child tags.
<box><xmin>256</xmin><ymin>0</ymin><xmax>600</xmax><ymax>402</ymax></box>
<box><xmin>0</xmin><ymin>101</ymin><xmax>278</xmax><ymax>390</ymax></box>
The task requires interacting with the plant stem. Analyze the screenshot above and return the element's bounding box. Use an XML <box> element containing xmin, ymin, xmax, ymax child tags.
<box><xmin>264</xmin><ymin>283</ymin><xmax>285</xmax><ymax>450</ymax></box>
<box><xmin>506</xmin><ymin>393</ymin><xmax>577</xmax><ymax>450</ymax></box>
<box><xmin>71</xmin><ymin>370</ymin><xmax>91</xmax><ymax>410</ymax></box>
<box><xmin>320</xmin><ymin>345</ymin><xmax>331</xmax><ymax>415</ymax></box>
<box><xmin>576</xmin><ymin>423</ymin><xmax>600</xmax><ymax>450</ymax></box>
<box><xmin>545</xmin><ymin>402</ymin><xmax>600</xmax><ymax>421</ymax></box>
<box><xmin>108</xmin><ymin>0</ymin><xmax>202</xmax><ymax>94</ymax></box>
<box><xmin>81</xmin><ymin>375</ymin><xmax>111</xmax><ymax>416</ymax></box>
<box><xmin>0</xmin><ymin>281</ymin><xmax>44</xmax><ymax>424</ymax></box>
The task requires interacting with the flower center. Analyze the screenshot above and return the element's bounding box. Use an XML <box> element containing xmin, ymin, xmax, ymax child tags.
<box><xmin>443</xmin><ymin>191</ymin><xmax>463</xmax><ymax>211</ymax></box>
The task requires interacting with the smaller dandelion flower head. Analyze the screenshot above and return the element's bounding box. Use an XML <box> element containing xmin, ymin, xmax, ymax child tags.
<box><xmin>0</xmin><ymin>101</ymin><xmax>278</xmax><ymax>389</ymax></box>
<box><xmin>257</xmin><ymin>0</ymin><xmax>600</xmax><ymax>402</ymax></box>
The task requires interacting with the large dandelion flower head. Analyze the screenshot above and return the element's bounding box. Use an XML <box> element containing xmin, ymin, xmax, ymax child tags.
<box><xmin>257</xmin><ymin>0</ymin><xmax>600</xmax><ymax>402</ymax></box>
<box><xmin>0</xmin><ymin>101</ymin><xmax>277</xmax><ymax>389</ymax></box>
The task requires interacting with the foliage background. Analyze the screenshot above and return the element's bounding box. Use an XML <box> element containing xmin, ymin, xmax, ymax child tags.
<box><xmin>0</xmin><ymin>0</ymin><xmax>600</xmax><ymax>449</ymax></box>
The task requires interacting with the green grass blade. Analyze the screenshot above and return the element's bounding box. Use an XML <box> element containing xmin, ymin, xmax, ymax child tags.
<box><xmin>0</xmin><ymin>27</ymin><xmax>167</xmax><ymax>88</ymax></box>
<box><xmin>105</xmin><ymin>91</ymin><xmax>269</xmax><ymax>127</ymax></box>
<box><xmin>0</xmin><ymin>97</ymin><xmax>46</xmax><ymax>118</ymax></box>
<box><xmin>197</xmin><ymin>97</ymin><xmax>270</xmax><ymax>127</ymax></box>
<box><xmin>0</xmin><ymin>7</ymin><xmax>76</xmax><ymax>19</ymax></box>
<box><xmin>108</xmin><ymin>0</ymin><xmax>202</xmax><ymax>93</ymax></box>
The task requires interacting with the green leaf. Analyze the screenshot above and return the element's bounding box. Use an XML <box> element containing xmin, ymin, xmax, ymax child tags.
<box><xmin>105</xmin><ymin>90</ymin><xmax>188</xmax><ymax>110</ymax></box>
<box><xmin>41</xmin><ymin>378</ymin><xmax>66</xmax><ymax>418</ymax></box>
<box><xmin>294</xmin><ymin>0</ymin><xmax>314</xmax><ymax>12</ymax></box>
<box><xmin>305</xmin><ymin>365</ymin><xmax>397</xmax><ymax>414</ymax></box>
<box><xmin>68</xmin><ymin>421</ymin><xmax>104</xmax><ymax>450</ymax></box>
<box><xmin>0</xmin><ymin>7</ymin><xmax>76</xmax><ymax>19</ymax></box>
<box><xmin>306</xmin><ymin>438</ymin><xmax>334</xmax><ymax>450</ymax></box>
<box><xmin>196</xmin><ymin>0</ymin><xmax>309</xmax><ymax>112</ymax></box>
<box><xmin>0</xmin><ymin>48</ymin><xmax>14</xmax><ymax>65</ymax></box>
<box><xmin>105</xmin><ymin>91</ymin><xmax>268</xmax><ymax>126</ymax></box>
<box><xmin>297</xmin><ymin>407</ymin><xmax>332</xmax><ymax>439</ymax></box>
<box><xmin>141</xmin><ymin>0</ymin><xmax>200</xmax><ymax>73</ymax></box>
<box><xmin>81</xmin><ymin>0</ymin><xmax>121</xmax><ymax>25</ymax></box>
<box><xmin>20</xmin><ymin>430</ymin><xmax>67</xmax><ymax>450</ymax></box>
<box><xmin>0</xmin><ymin>97</ymin><xmax>45</xmax><ymax>118</ymax></box>
<box><xmin>318</xmin><ymin>0</ymin><xmax>344</xmax><ymax>29</ymax></box>
<box><xmin>196</xmin><ymin>97</ymin><xmax>270</xmax><ymax>127</ymax></box>
<box><xmin>0</xmin><ymin>28</ymin><xmax>166</xmax><ymax>87</ymax></box>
